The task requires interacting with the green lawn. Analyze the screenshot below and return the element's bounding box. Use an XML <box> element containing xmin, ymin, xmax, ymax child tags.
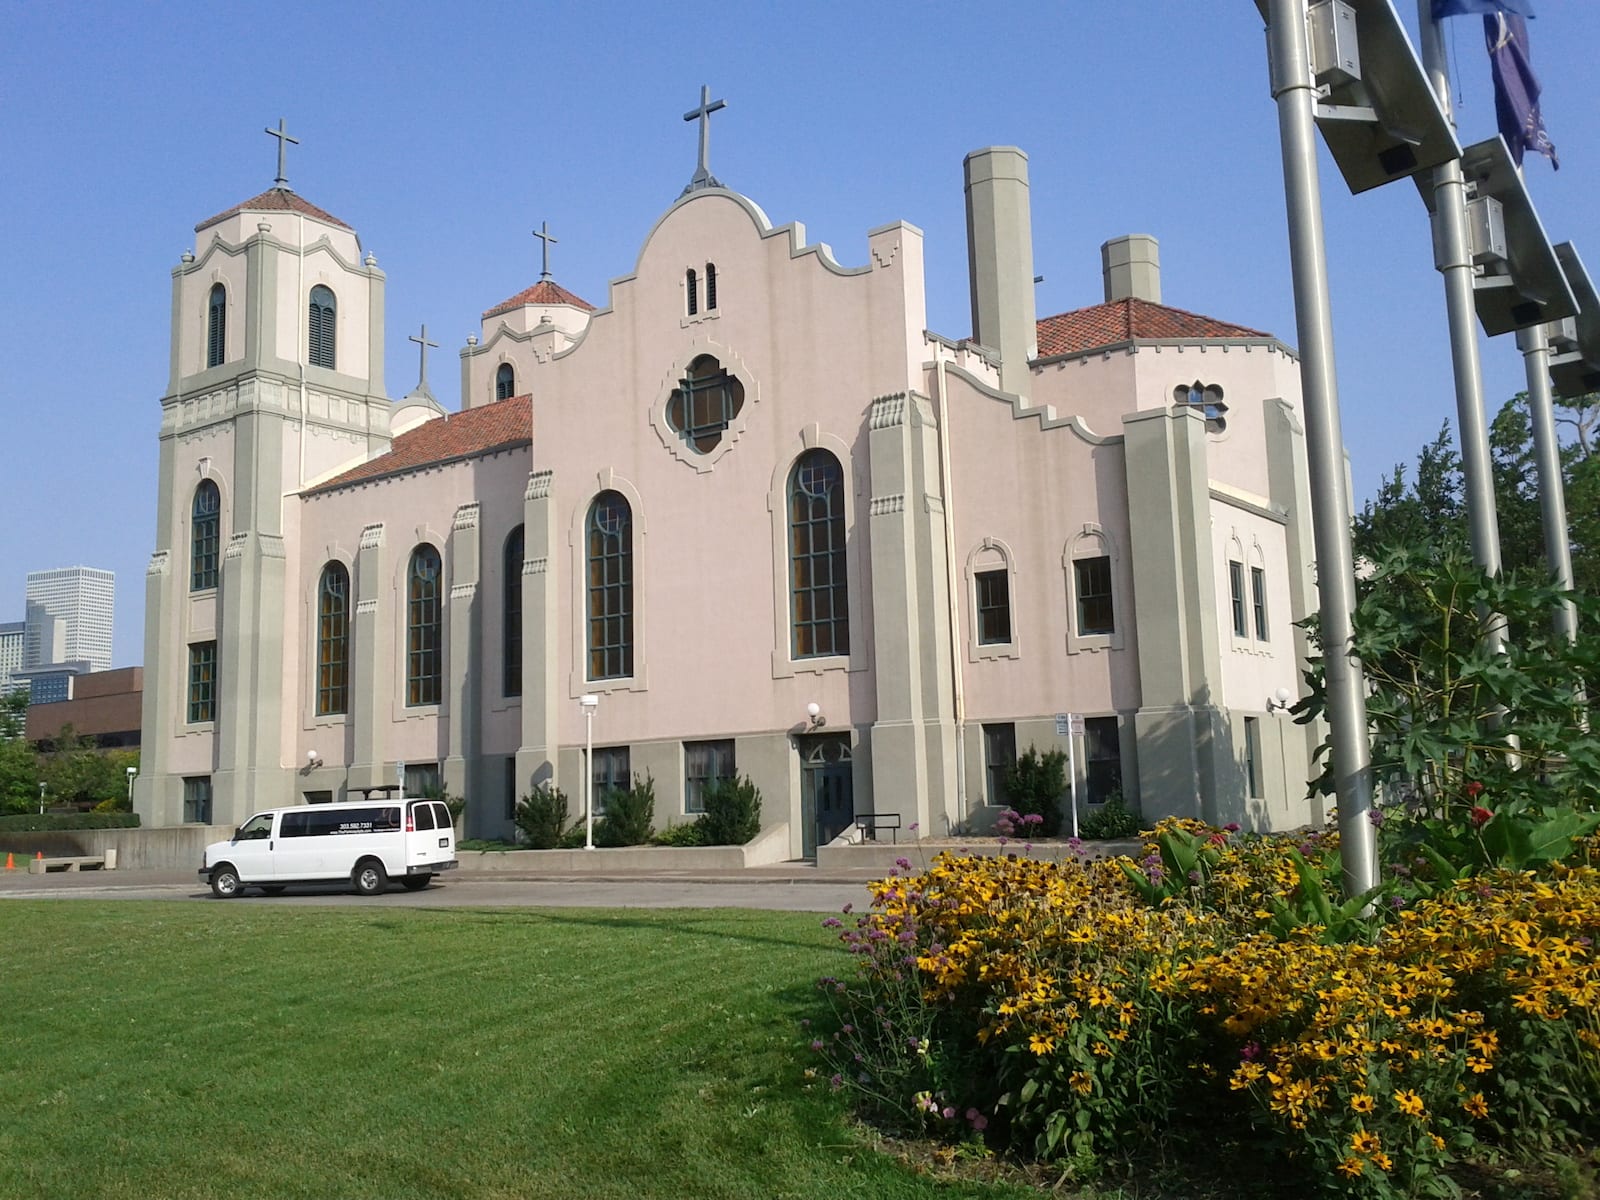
<box><xmin>0</xmin><ymin>903</ymin><xmax>1030</xmax><ymax>1200</ymax></box>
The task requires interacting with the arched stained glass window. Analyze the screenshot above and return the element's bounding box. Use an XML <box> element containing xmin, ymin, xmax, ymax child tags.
<box><xmin>206</xmin><ymin>284</ymin><xmax>226</xmax><ymax>368</ymax></box>
<box><xmin>406</xmin><ymin>545</ymin><xmax>442</xmax><ymax>706</ymax></box>
<box><xmin>789</xmin><ymin>450</ymin><xmax>849</xmax><ymax>658</ymax></box>
<box><xmin>316</xmin><ymin>562</ymin><xmax>350</xmax><ymax>716</ymax></box>
<box><xmin>308</xmin><ymin>285</ymin><xmax>337</xmax><ymax>369</ymax></box>
<box><xmin>586</xmin><ymin>493</ymin><xmax>633</xmax><ymax>680</ymax></box>
<box><xmin>191</xmin><ymin>480</ymin><xmax>220</xmax><ymax>592</ymax></box>
<box><xmin>503</xmin><ymin>525</ymin><xmax>524</xmax><ymax>698</ymax></box>
<box><xmin>495</xmin><ymin>363</ymin><xmax>515</xmax><ymax>402</ymax></box>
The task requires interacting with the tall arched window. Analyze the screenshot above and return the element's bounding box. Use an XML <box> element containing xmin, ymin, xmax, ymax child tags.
<box><xmin>586</xmin><ymin>493</ymin><xmax>633</xmax><ymax>680</ymax></box>
<box><xmin>308</xmin><ymin>285</ymin><xmax>337</xmax><ymax>369</ymax></box>
<box><xmin>704</xmin><ymin>262</ymin><xmax>718</xmax><ymax>311</ymax></box>
<box><xmin>206</xmin><ymin>284</ymin><xmax>226</xmax><ymax>368</ymax></box>
<box><xmin>406</xmin><ymin>545</ymin><xmax>442</xmax><ymax>706</ymax></box>
<box><xmin>495</xmin><ymin>363</ymin><xmax>516</xmax><ymax>402</ymax></box>
<box><xmin>191</xmin><ymin>480</ymin><xmax>220</xmax><ymax>592</ymax></box>
<box><xmin>685</xmin><ymin>268</ymin><xmax>699</xmax><ymax>316</ymax></box>
<box><xmin>316</xmin><ymin>562</ymin><xmax>350</xmax><ymax>716</ymax></box>
<box><xmin>503</xmin><ymin>525</ymin><xmax>524</xmax><ymax>698</ymax></box>
<box><xmin>789</xmin><ymin>450</ymin><xmax>849</xmax><ymax>658</ymax></box>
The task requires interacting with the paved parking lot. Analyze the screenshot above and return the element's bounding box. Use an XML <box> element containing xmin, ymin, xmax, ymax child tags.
<box><xmin>0</xmin><ymin>865</ymin><xmax>877</xmax><ymax>913</ymax></box>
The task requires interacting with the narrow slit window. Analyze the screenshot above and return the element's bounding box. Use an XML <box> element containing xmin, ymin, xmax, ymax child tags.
<box><xmin>685</xmin><ymin>268</ymin><xmax>698</xmax><ymax>316</ymax></box>
<box><xmin>206</xmin><ymin>284</ymin><xmax>226</xmax><ymax>368</ymax></box>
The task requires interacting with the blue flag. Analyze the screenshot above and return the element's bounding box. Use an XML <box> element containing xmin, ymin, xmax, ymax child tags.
<box><xmin>1432</xmin><ymin>0</ymin><xmax>1535</xmax><ymax>16</ymax></box>
<box><xmin>1486</xmin><ymin>13</ymin><xmax>1559</xmax><ymax>170</ymax></box>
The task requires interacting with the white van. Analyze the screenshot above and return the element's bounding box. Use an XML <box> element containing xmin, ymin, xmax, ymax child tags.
<box><xmin>199</xmin><ymin>791</ymin><xmax>458</xmax><ymax>898</ymax></box>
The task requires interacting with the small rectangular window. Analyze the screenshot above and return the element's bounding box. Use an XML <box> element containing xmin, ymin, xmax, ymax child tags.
<box><xmin>403</xmin><ymin>762</ymin><xmax>441</xmax><ymax>798</ymax></box>
<box><xmin>592</xmin><ymin>746</ymin><xmax>631</xmax><ymax>817</ymax></box>
<box><xmin>982</xmin><ymin>723</ymin><xmax>1016</xmax><ymax>808</ymax></box>
<box><xmin>684</xmin><ymin>739</ymin><xmax>734</xmax><ymax>814</ymax></box>
<box><xmin>411</xmin><ymin>801</ymin><xmax>436</xmax><ymax>831</ymax></box>
<box><xmin>1251</xmin><ymin>566</ymin><xmax>1269</xmax><ymax>641</ymax></box>
<box><xmin>1229</xmin><ymin>561</ymin><xmax>1248</xmax><ymax>639</ymax></box>
<box><xmin>1244</xmin><ymin>716</ymin><xmax>1263</xmax><ymax>798</ymax></box>
<box><xmin>1084</xmin><ymin>716</ymin><xmax>1122</xmax><ymax>804</ymax></box>
<box><xmin>187</xmin><ymin>641</ymin><xmax>217</xmax><ymax>723</ymax></box>
<box><xmin>182</xmin><ymin>776</ymin><xmax>213</xmax><ymax>824</ymax></box>
<box><xmin>975</xmin><ymin>569</ymin><xmax>1012</xmax><ymax>645</ymax></box>
<box><xmin>1074</xmin><ymin>556</ymin><xmax>1115</xmax><ymax>636</ymax></box>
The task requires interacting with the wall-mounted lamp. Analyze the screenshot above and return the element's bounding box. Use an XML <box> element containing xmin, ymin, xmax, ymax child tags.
<box><xmin>1266</xmin><ymin>687</ymin><xmax>1294</xmax><ymax>715</ymax></box>
<box><xmin>305</xmin><ymin>749</ymin><xmax>323</xmax><ymax>769</ymax></box>
<box><xmin>806</xmin><ymin>702</ymin><xmax>826</xmax><ymax>729</ymax></box>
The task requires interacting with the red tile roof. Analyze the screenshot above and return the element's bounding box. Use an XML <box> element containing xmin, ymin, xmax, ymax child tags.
<box><xmin>483</xmin><ymin>279</ymin><xmax>596</xmax><ymax>318</ymax></box>
<box><xmin>195</xmin><ymin>187</ymin><xmax>354</xmax><ymax>233</ymax></box>
<box><xmin>306</xmin><ymin>395</ymin><xmax>531</xmax><ymax>496</ymax></box>
<box><xmin>1034</xmin><ymin>298</ymin><xmax>1272</xmax><ymax>358</ymax></box>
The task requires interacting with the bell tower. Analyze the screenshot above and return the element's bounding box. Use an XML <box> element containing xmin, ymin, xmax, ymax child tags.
<box><xmin>136</xmin><ymin>120</ymin><xmax>390</xmax><ymax>827</ymax></box>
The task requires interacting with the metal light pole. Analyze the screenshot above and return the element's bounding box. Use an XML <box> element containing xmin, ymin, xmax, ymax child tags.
<box><xmin>39</xmin><ymin>782</ymin><xmax>46</xmax><ymax>815</ymax></box>
<box><xmin>1265</xmin><ymin>0</ymin><xmax>1378</xmax><ymax>895</ymax></box>
<box><xmin>1417</xmin><ymin>2</ymin><xmax>1506</xmax><ymax>656</ymax></box>
<box><xmin>580</xmin><ymin>694</ymin><xmax>598</xmax><ymax>850</ymax></box>
<box><xmin>126</xmin><ymin>766</ymin><xmax>138</xmax><ymax>808</ymax></box>
<box><xmin>1518</xmin><ymin>324</ymin><xmax>1579</xmax><ymax>642</ymax></box>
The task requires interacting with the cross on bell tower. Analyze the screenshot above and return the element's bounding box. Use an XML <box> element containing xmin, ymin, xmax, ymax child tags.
<box><xmin>532</xmin><ymin>221</ymin><xmax>558</xmax><ymax>281</ymax></box>
<box><xmin>680</xmin><ymin>85</ymin><xmax>726</xmax><ymax>196</ymax></box>
<box><xmin>265</xmin><ymin>118</ymin><xmax>299</xmax><ymax>191</ymax></box>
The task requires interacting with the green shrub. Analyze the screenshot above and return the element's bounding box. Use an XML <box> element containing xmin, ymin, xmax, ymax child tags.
<box><xmin>0</xmin><ymin>812</ymin><xmax>140</xmax><ymax>832</ymax></box>
<box><xmin>1004</xmin><ymin>746</ymin><xmax>1067</xmax><ymax>836</ymax></box>
<box><xmin>653</xmin><ymin>821</ymin><xmax>707</xmax><ymax>848</ymax></box>
<box><xmin>1079</xmin><ymin>792</ymin><xmax>1140</xmax><ymax>840</ymax></box>
<box><xmin>596</xmin><ymin>773</ymin><xmax>655</xmax><ymax>847</ymax></box>
<box><xmin>556</xmin><ymin>822</ymin><xmax>588</xmax><ymax>849</ymax></box>
<box><xmin>513</xmin><ymin>783</ymin><xmax>569</xmax><ymax>849</ymax></box>
<box><xmin>696</xmin><ymin>774</ymin><xmax>763</xmax><ymax>845</ymax></box>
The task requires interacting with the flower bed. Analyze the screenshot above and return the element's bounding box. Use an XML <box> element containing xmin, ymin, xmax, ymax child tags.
<box><xmin>809</xmin><ymin>822</ymin><xmax>1600</xmax><ymax>1197</ymax></box>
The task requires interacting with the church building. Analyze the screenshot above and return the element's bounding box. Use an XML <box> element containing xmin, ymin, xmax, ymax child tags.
<box><xmin>134</xmin><ymin>99</ymin><xmax>1325</xmax><ymax>854</ymax></box>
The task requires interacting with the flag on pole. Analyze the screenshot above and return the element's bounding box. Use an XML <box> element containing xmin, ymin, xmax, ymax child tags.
<box><xmin>1485</xmin><ymin>13</ymin><xmax>1559</xmax><ymax>170</ymax></box>
<box><xmin>1431</xmin><ymin>0</ymin><xmax>1534</xmax><ymax>17</ymax></box>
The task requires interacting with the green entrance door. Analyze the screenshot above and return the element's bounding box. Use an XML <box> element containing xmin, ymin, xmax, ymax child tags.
<box><xmin>799</xmin><ymin>734</ymin><xmax>853</xmax><ymax>858</ymax></box>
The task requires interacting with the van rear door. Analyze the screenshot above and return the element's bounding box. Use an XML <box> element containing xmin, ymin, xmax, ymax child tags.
<box><xmin>405</xmin><ymin>800</ymin><xmax>453</xmax><ymax>871</ymax></box>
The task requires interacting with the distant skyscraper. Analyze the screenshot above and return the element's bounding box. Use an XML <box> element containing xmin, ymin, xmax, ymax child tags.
<box><xmin>0</xmin><ymin>621</ymin><xmax>23</xmax><ymax>693</ymax></box>
<box><xmin>24</xmin><ymin>567</ymin><xmax>114</xmax><ymax>672</ymax></box>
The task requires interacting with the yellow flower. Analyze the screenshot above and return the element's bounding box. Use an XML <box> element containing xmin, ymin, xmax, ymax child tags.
<box><xmin>1430</xmin><ymin>1134</ymin><xmax>1446</xmax><ymax>1152</ymax></box>
<box><xmin>1394</xmin><ymin>1089</ymin><xmax>1425</xmax><ymax>1118</ymax></box>
<box><xmin>1350</xmin><ymin>1093</ymin><xmax>1375</xmax><ymax>1114</ymax></box>
<box><xmin>1372</xmin><ymin>1152</ymin><xmax>1394</xmax><ymax>1172</ymax></box>
<box><xmin>1351</xmin><ymin>1130</ymin><xmax>1381</xmax><ymax>1155</ymax></box>
<box><xmin>1028</xmin><ymin>1032</ymin><xmax>1055</xmax><ymax>1056</ymax></box>
<box><xmin>1069</xmin><ymin>1070</ymin><xmax>1093</xmax><ymax>1095</ymax></box>
<box><xmin>1463</xmin><ymin>1093</ymin><xmax>1489</xmax><ymax>1119</ymax></box>
<box><xmin>1336</xmin><ymin>1157</ymin><xmax>1365</xmax><ymax>1178</ymax></box>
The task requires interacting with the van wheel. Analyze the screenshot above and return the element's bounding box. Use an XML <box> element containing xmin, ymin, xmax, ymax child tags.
<box><xmin>353</xmin><ymin>859</ymin><xmax>388</xmax><ymax>896</ymax></box>
<box><xmin>401</xmin><ymin>874</ymin><xmax>432</xmax><ymax>892</ymax></box>
<box><xmin>210</xmin><ymin>865</ymin><xmax>242</xmax><ymax>899</ymax></box>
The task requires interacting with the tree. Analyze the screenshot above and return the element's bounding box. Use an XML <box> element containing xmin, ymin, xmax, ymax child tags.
<box><xmin>0</xmin><ymin>736</ymin><xmax>41</xmax><ymax>814</ymax></box>
<box><xmin>0</xmin><ymin>688</ymin><xmax>28</xmax><ymax>741</ymax></box>
<box><xmin>1357</xmin><ymin>392</ymin><xmax>1599</xmax><ymax>597</ymax></box>
<box><xmin>37</xmin><ymin>726</ymin><xmax>137</xmax><ymax>809</ymax></box>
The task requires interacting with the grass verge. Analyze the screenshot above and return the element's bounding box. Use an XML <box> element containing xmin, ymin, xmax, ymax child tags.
<box><xmin>0</xmin><ymin>902</ymin><xmax>1033</xmax><ymax>1200</ymax></box>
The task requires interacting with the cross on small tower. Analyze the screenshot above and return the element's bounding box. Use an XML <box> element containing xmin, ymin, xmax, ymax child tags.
<box><xmin>265</xmin><ymin>118</ymin><xmax>300</xmax><ymax>190</ymax></box>
<box><xmin>532</xmin><ymin>221</ymin><xmax>558</xmax><ymax>281</ymax></box>
<box><xmin>409</xmin><ymin>324</ymin><xmax>439</xmax><ymax>389</ymax></box>
<box><xmin>681</xmin><ymin>85</ymin><xmax>726</xmax><ymax>195</ymax></box>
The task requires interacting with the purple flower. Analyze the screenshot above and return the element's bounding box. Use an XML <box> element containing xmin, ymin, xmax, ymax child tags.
<box><xmin>822</xmin><ymin>917</ymin><xmax>842</xmax><ymax>928</ymax></box>
<box><xmin>1241</xmin><ymin>1041</ymin><xmax>1261</xmax><ymax>1061</ymax></box>
<box><xmin>1389</xmin><ymin>895</ymin><xmax>1407</xmax><ymax>909</ymax></box>
<box><xmin>829</xmin><ymin>1073</ymin><xmax>843</xmax><ymax>1090</ymax></box>
<box><xmin>941</xmin><ymin>1106</ymin><xmax>957</xmax><ymax>1121</ymax></box>
<box><xmin>841</xmin><ymin>902</ymin><xmax>853</xmax><ymax>914</ymax></box>
<box><xmin>1223</xmin><ymin>822</ymin><xmax>1241</xmax><ymax>833</ymax></box>
<box><xmin>810</xmin><ymin>1038</ymin><xmax>824</xmax><ymax>1052</ymax></box>
<box><xmin>909</xmin><ymin>822</ymin><xmax>920</xmax><ymax>832</ymax></box>
<box><xmin>897</xmin><ymin>931</ymin><xmax>916</xmax><ymax>943</ymax></box>
<box><xmin>1368</xmin><ymin>808</ymin><xmax>1385</xmax><ymax>827</ymax></box>
<box><xmin>907</xmin><ymin>1037</ymin><xmax>921</xmax><ymax>1050</ymax></box>
<box><xmin>967</xmin><ymin>1108</ymin><xmax>988</xmax><ymax>1132</ymax></box>
<box><xmin>895</xmin><ymin>857</ymin><xmax>912</xmax><ymax>871</ymax></box>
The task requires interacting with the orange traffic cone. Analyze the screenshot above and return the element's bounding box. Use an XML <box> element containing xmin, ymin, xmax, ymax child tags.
<box><xmin>4</xmin><ymin>853</ymin><xmax>12</xmax><ymax>870</ymax></box>
<box><xmin>35</xmin><ymin>851</ymin><xmax>43</xmax><ymax>861</ymax></box>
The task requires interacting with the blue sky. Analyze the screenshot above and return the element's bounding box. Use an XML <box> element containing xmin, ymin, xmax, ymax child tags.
<box><xmin>3</xmin><ymin>1</ymin><xmax>1596</xmax><ymax>668</ymax></box>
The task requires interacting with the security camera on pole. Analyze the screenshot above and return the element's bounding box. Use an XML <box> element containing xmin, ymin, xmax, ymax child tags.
<box><xmin>1253</xmin><ymin>0</ymin><xmax>1460</xmax><ymax>897</ymax></box>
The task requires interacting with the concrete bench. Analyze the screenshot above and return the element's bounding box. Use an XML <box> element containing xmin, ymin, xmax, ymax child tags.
<box><xmin>27</xmin><ymin>855</ymin><xmax>108</xmax><ymax>874</ymax></box>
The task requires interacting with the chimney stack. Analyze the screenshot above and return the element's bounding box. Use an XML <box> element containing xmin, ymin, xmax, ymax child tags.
<box><xmin>1101</xmin><ymin>234</ymin><xmax>1161</xmax><ymax>304</ymax></box>
<box><xmin>964</xmin><ymin>147</ymin><xmax>1037</xmax><ymax>398</ymax></box>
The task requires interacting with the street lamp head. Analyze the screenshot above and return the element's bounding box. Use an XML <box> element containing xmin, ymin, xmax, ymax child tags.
<box><xmin>806</xmin><ymin>702</ymin><xmax>825</xmax><ymax>728</ymax></box>
<box><xmin>579</xmin><ymin>694</ymin><xmax>599</xmax><ymax>710</ymax></box>
<box><xmin>306</xmin><ymin>749</ymin><xmax>323</xmax><ymax>768</ymax></box>
<box><xmin>127</xmin><ymin>766</ymin><xmax>138</xmax><ymax>777</ymax></box>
